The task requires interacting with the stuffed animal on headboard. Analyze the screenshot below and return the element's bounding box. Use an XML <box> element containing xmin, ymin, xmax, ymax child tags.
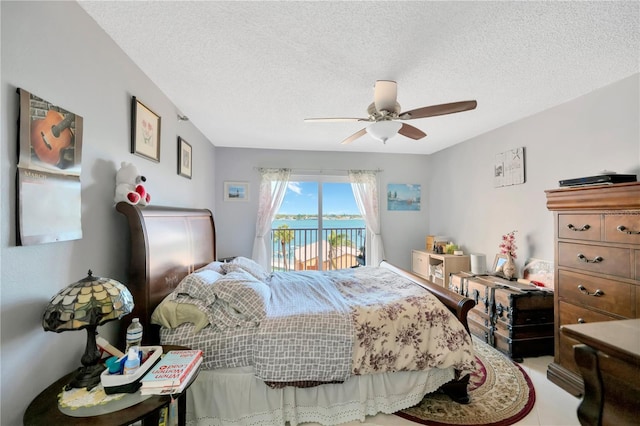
<box><xmin>114</xmin><ymin>161</ymin><xmax>151</xmax><ymax>206</ymax></box>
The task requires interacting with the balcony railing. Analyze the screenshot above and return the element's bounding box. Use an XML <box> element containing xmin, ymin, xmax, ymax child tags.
<box><xmin>271</xmin><ymin>227</ymin><xmax>366</xmax><ymax>271</ymax></box>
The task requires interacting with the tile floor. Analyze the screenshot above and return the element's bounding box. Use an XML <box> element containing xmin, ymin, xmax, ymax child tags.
<box><xmin>336</xmin><ymin>355</ymin><xmax>582</xmax><ymax>426</ymax></box>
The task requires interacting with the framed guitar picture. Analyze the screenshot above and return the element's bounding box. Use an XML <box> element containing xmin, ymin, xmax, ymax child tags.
<box><xmin>17</xmin><ymin>88</ymin><xmax>83</xmax><ymax>176</ymax></box>
<box><xmin>16</xmin><ymin>88</ymin><xmax>83</xmax><ymax>245</ymax></box>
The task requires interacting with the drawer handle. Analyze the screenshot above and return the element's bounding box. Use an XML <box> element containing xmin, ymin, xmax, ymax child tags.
<box><xmin>577</xmin><ymin>284</ymin><xmax>604</xmax><ymax>297</ymax></box>
<box><xmin>567</xmin><ymin>223</ymin><xmax>591</xmax><ymax>232</ymax></box>
<box><xmin>617</xmin><ymin>225</ymin><xmax>640</xmax><ymax>235</ymax></box>
<box><xmin>577</xmin><ymin>253</ymin><xmax>603</xmax><ymax>263</ymax></box>
<box><xmin>577</xmin><ymin>318</ymin><xmax>586</xmax><ymax>324</ymax></box>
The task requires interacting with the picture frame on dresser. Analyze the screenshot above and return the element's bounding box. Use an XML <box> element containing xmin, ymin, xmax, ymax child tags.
<box><xmin>131</xmin><ymin>96</ymin><xmax>161</xmax><ymax>162</ymax></box>
<box><xmin>493</xmin><ymin>254</ymin><xmax>508</xmax><ymax>272</ymax></box>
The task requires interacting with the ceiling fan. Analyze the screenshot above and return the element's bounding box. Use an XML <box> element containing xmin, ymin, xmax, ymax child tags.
<box><xmin>305</xmin><ymin>80</ymin><xmax>477</xmax><ymax>144</ymax></box>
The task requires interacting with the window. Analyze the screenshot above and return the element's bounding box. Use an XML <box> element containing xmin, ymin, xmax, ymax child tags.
<box><xmin>271</xmin><ymin>176</ymin><xmax>365</xmax><ymax>271</ymax></box>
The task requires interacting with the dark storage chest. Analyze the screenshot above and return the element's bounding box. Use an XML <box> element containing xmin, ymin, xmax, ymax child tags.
<box><xmin>450</xmin><ymin>272</ymin><xmax>554</xmax><ymax>361</ymax></box>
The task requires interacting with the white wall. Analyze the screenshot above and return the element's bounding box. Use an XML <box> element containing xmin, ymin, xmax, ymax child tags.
<box><xmin>427</xmin><ymin>74</ymin><xmax>639</xmax><ymax>276</ymax></box>
<box><xmin>1</xmin><ymin>2</ymin><xmax>216</xmax><ymax>424</ymax></box>
<box><xmin>213</xmin><ymin>148</ymin><xmax>432</xmax><ymax>268</ymax></box>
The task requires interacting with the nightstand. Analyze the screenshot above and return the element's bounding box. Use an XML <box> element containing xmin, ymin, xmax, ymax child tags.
<box><xmin>23</xmin><ymin>345</ymin><xmax>197</xmax><ymax>426</ymax></box>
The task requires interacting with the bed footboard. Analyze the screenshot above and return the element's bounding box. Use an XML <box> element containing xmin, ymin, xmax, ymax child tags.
<box><xmin>379</xmin><ymin>261</ymin><xmax>474</xmax><ymax>334</ymax></box>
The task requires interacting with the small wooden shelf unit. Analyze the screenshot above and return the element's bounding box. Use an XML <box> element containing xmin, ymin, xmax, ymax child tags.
<box><xmin>411</xmin><ymin>249</ymin><xmax>470</xmax><ymax>287</ymax></box>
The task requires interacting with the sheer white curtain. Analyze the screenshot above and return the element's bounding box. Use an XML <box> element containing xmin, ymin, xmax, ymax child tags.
<box><xmin>252</xmin><ymin>168</ymin><xmax>291</xmax><ymax>271</ymax></box>
<box><xmin>349</xmin><ymin>170</ymin><xmax>385</xmax><ymax>266</ymax></box>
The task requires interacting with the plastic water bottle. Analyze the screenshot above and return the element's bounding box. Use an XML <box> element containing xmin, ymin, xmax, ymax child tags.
<box><xmin>125</xmin><ymin>317</ymin><xmax>143</xmax><ymax>352</ymax></box>
<box><xmin>123</xmin><ymin>347</ymin><xmax>140</xmax><ymax>374</ymax></box>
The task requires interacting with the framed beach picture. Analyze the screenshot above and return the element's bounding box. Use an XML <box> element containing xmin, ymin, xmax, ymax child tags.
<box><xmin>131</xmin><ymin>96</ymin><xmax>161</xmax><ymax>162</ymax></box>
<box><xmin>224</xmin><ymin>181</ymin><xmax>249</xmax><ymax>202</ymax></box>
<box><xmin>177</xmin><ymin>137</ymin><xmax>192</xmax><ymax>179</ymax></box>
<box><xmin>387</xmin><ymin>183</ymin><xmax>421</xmax><ymax>211</ymax></box>
<box><xmin>493</xmin><ymin>254</ymin><xmax>508</xmax><ymax>273</ymax></box>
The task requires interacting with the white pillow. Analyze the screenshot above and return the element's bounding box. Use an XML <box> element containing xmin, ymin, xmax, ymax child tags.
<box><xmin>221</xmin><ymin>256</ymin><xmax>270</xmax><ymax>281</ymax></box>
<box><xmin>196</xmin><ymin>260</ymin><xmax>225</xmax><ymax>274</ymax></box>
<box><xmin>174</xmin><ymin>269</ymin><xmax>223</xmax><ymax>305</ymax></box>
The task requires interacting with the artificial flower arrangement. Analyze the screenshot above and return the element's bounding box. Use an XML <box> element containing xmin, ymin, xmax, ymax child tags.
<box><xmin>499</xmin><ymin>230</ymin><xmax>518</xmax><ymax>259</ymax></box>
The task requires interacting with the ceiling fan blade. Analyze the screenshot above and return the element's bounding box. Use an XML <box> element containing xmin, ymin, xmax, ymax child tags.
<box><xmin>400</xmin><ymin>100</ymin><xmax>477</xmax><ymax>120</ymax></box>
<box><xmin>374</xmin><ymin>80</ymin><xmax>397</xmax><ymax>113</ymax></box>
<box><xmin>398</xmin><ymin>123</ymin><xmax>427</xmax><ymax>140</ymax></box>
<box><xmin>340</xmin><ymin>128</ymin><xmax>368</xmax><ymax>145</ymax></box>
<box><xmin>304</xmin><ymin>117</ymin><xmax>368</xmax><ymax>123</ymax></box>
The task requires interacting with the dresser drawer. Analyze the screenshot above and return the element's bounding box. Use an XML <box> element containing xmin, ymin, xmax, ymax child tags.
<box><xmin>558</xmin><ymin>270</ymin><xmax>634</xmax><ymax>318</ymax></box>
<box><xmin>558</xmin><ymin>301</ymin><xmax>619</xmax><ymax>374</ymax></box>
<box><xmin>558</xmin><ymin>214</ymin><xmax>601</xmax><ymax>241</ymax></box>
<box><xmin>559</xmin><ymin>301</ymin><xmax>619</xmax><ymax>326</ymax></box>
<box><xmin>604</xmin><ymin>214</ymin><xmax>640</xmax><ymax>244</ymax></box>
<box><xmin>558</xmin><ymin>242</ymin><xmax>631</xmax><ymax>279</ymax></box>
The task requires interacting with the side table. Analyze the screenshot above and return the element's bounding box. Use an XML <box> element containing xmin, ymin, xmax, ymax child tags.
<box><xmin>23</xmin><ymin>345</ymin><xmax>198</xmax><ymax>426</ymax></box>
<box><xmin>561</xmin><ymin>319</ymin><xmax>640</xmax><ymax>426</ymax></box>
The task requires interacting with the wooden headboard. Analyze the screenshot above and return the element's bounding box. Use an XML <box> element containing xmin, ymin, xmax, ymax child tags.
<box><xmin>116</xmin><ymin>202</ymin><xmax>216</xmax><ymax>346</ymax></box>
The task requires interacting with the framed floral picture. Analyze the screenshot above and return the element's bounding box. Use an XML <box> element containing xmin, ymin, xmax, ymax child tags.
<box><xmin>177</xmin><ymin>137</ymin><xmax>192</xmax><ymax>179</ymax></box>
<box><xmin>131</xmin><ymin>96</ymin><xmax>161</xmax><ymax>162</ymax></box>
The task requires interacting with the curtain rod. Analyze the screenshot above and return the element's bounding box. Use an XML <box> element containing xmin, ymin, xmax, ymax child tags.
<box><xmin>255</xmin><ymin>167</ymin><xmax>383</xmax><ymax>174</ymax></box>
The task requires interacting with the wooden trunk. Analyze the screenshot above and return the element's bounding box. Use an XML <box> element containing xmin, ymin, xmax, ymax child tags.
<box><xmin>450</xmin><ymin>273</ymin><xmax>554</xmax><ymax>361</ymax></box>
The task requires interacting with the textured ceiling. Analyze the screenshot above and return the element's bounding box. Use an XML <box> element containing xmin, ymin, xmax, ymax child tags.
<box><xmin>78</xmin><ymin>1</ymin><xmax>639</xmax><ymax>155</ymax></box>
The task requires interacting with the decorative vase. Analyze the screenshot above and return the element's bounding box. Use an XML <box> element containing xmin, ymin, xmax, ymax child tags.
<box><xmin>502</xmin><ymin>253</ymin><xmax>516</xmax><ymax>279</ymax></box>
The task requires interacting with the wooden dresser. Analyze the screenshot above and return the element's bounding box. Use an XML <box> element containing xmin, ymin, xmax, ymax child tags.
<box><xmin>545</xmin><ymin>182</ymin><xmax>640</xmax><ymax>396</ymax></box>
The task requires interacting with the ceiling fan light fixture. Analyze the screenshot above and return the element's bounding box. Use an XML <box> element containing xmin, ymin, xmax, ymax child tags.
<box><xmin>367</xmin><ymin>121</ymin><xmax>402</xmax><ymax>143</ymax></box>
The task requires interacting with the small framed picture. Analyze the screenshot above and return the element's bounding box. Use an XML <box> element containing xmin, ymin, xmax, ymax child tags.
<box><xmin>224</xmin><ymin>181</ymin><xmax>249</xmax><ymax>202</ymax></box>
<box><xmin>131</xmin><ymin>96</ymin><xmax>161</xmax><ymax>162</ymax></box>
<box><xmin>493</xmin><ymin>254</ymin><xmax>508</xmax><ymax>273</ymax></box>
<box><xmin>177</xmin><ymin>137</ymin><xmax>192</xmax><ymax>179</ymax></box>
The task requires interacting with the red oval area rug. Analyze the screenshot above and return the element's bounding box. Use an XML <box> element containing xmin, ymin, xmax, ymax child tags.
<box><xmin>395</xmin><ymin>337</ymin><xmax>536</xmax><ymax>426</ymax></box>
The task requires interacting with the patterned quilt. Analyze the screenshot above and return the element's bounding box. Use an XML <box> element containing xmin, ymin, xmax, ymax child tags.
<box><xmin>159</xmin><ymin>265</ymin><xmax>475</xmax><ymax>385</ymax></box>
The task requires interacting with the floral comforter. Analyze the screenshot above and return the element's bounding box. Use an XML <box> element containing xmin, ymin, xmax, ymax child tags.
<box><xmin>332</xmin><ymin>267</ymin><xmax>475</xmax><ymax>376</ymax></box>
<box><xmin>259</xmin><ymin>267</ymin><xmax>475</xmax><ymax>383</ymax></box>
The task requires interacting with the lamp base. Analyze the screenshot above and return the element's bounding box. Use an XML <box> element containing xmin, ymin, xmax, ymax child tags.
<box><xmin>65</xmin><ymin>363</ymin><xmax>106</xmax><ymax>391</ymax></box>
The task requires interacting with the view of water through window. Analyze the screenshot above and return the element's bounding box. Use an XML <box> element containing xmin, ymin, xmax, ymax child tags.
<box><xmin>271</xmin><ymin>181</ymin><xmax>365</xmax><ymax>271</ymax></box>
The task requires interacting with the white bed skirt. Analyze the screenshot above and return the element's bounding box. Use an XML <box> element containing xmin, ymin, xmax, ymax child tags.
<box><xmin>186</xmin><ymin>366</ymin><xmax>454</xmax><ymax>426</ymax></box>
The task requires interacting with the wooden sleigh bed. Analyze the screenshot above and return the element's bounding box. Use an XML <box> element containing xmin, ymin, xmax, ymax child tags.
<box><xmin>116</xmin><ymin>202</ymin><xmax>475</xmax><ymax>425</ymax></box>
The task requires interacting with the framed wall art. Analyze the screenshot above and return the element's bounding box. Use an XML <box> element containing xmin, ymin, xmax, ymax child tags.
<box><xmin>131</xmin><ymin>96</ymin><xmax>161</xmax><ymax>162</ymax></box>
<box><xmin>224</xmin><ymin>181</ymin><xmax>249</xmax><ymax>202</ymax></box>
<box><xmin>16</xmin><ymin>88</ymin><xmax>83</xmax><ymax>245</ymax></box>
<box><xmin>178</xmin><ymin>137</ymin><xmax>192</xmax><ymax>179</ymax></box>
<box><xmin>494</xmin><ymin>146</ymin><xmax>525</xmax><ymax>187</ymax></box>
<box><xmin>387</xmin><ymin>183</ymin><xmax>421</xmax><ymax>211</ymax></box>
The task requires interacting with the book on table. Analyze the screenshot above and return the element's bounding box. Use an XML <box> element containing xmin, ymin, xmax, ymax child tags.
<box><xmin>140</xmin><ymin>357</ymin><xmax>202</xmax><ymax>395</ymax></box>
<box><xmin>140</xmin><ymin>349</ymin><xmax>203</xmax><ymax>389</ymax></box>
